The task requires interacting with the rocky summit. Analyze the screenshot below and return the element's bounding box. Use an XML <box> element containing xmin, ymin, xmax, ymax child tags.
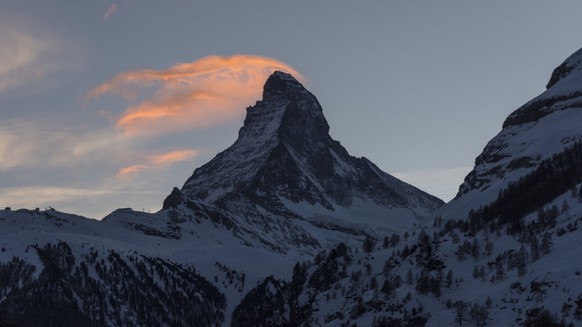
<box><xmin>180</xmin><ymin>71</ymin><xmax>443</xmax><ymax>227</ymax></box>
<box><xmin>158</xmin><ymin>71</ymin><xmax>445</xmax><ymax>256</ymax></box>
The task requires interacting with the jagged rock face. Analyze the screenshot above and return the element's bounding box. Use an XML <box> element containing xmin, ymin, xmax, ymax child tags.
<box><xmin>182</xmin><ymin>71</ymin><xmax>443</xmax><ymax>216</ymax></box>
<box><xmin>454</xmin><ymin>47</ymin><xmax>582</xmax><ymax>209</ymax></box>
<box><xmin>503</xmin><ymin>47</ymin><xmax>582</xmax><ymax>129</ymax></box>
<box><xmin>546</xmin><ymin>47</ymin><xmax>582</xmax><ymax>89</ymax></box>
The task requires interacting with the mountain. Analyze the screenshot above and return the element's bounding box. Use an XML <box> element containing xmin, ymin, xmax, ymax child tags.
<box><xmin>182</xmin><ymin>72</ymin><xmax>440</xmax><ymax>215</ymax></box>
<box><xmin>232</xmin><ymin>47</ymin><xmax>582</xmax><ymax>327</ymax></box>
<box><xmin>444</xmin><ymin>47</ymin><xmax>582</xmax><ymax>220</ymax></box>
<box><xmin>161</xmin><ymin>71</ymin><xmax>443</xmax><ymax>253</ymax></box>
<box><xmin>0</xmin><ymin>71</ymin><xmax>443</xmax><ymax>326</ymax></box>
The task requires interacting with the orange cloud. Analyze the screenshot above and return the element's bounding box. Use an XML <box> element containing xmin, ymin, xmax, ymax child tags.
<box><xmin>150</xmin><ymin>149</ymin><xmax>200</xmax><ymax>166</ymax></box>
<box><xmin>115</xmin><ymin>164</ymin><xmax>147</xmax><ymax>181</ymax></box>
<box><xmin>104</xmin><ymin>4</ymin><xmax>118</xmax><ymax>20</ymax></box>
<box><xmin>88</xmin><ymin>55</ymin><xmax>304</xmax><ymax>135</ymax></box>
<box><xmin>115</xmin><ymin>149</ymin><xmax>200</xmax><ymax>180</ymax></box>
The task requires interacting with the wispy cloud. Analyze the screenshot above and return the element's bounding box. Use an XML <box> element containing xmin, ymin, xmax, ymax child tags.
<box><xmin>115</xmin><ymin>149</ymin><xmax>200</xmax><ymax>180</ymax></box>
<box><xmin>393</xmin><ymin>166</ymin><xmax>472</xmax><ymax>202</ymax></box>
<box><xmin>3</xmin><ymin>54</ymin><xmax>302</xmax><ymax>217</ymax></box>
<box><xmin>0</xmin><ymin>186</ymin><xmax>113</xmax><ymax>210</ymax></box>
<box><xmin>103</xmin><ymin>3</ymin><xmax>118</xmax><ymax>20</ymax></box>
<box><xmin>0</xmin><ymin>16</ymin><xmax>80</xmax><ymax>94</ymax></box>
<box><xmin>0</xmin><ymin>120</ymin><xmax>129</xmax><ymax>171</ymax></box>
<box><xmin>87</xmin><ymin>55</ymin><xmax>304</xmax><ymax>135</ymax></box>
<box><xmin>0</xmin><ymin>186</ymin><xmax>112</xmax><ymax>201</ymax></box>
<box><xmin>0</xmin><ymin>185</ymin><xmax>165</xmax><ymax>218</ymax></box>
<box><xmin>0</xmin><ymin>119</ymin><xmax>197</xmax><ymax>217</ymax></box>
<box><xmin>115</xmin><ymin>165</ymin><xmax>148</xmax><ymax>181</ymax></box>
<box><xmin>150</xmin><ymin>149</ymin><xmax>200</xmax><ymax>166</ymax></box>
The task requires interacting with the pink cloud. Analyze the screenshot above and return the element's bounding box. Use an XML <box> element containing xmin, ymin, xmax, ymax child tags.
<box><xmin>115</xmin><ymin>164</ymin><xmax>147</xmax><ymax>180</ymax></box>
<box><xmin>115</xmin><ymin>149</ymin><xmax>200</xmax><ymax>180</ymax></box>
<box><xmin>87</xmin><ymin>55</ymin><xmax>304</xmax><ymax>135</ymax></box>
<box><xmin>104</xmin><ymin>4</ymin><xmax>118</xmax><ymax>20</ymax></box>
<box><xmin>150</xmin><ymin>149</ymin><xmax>200</xmax><ymax>166</ymax></box>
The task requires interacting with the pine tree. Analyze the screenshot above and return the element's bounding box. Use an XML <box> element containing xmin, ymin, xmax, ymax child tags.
<box><xmin>381</xmin><ymin>279</ymin><xmax>393</xmax><ymax>296</ymax></box>
<box><xmin>370</xmin><ymin>276</ymin><xmax>378</xmax><ymax>290</ymax></box>
<box><xmin>541</xmin><ymin>232</ymin><xmax>553</xmax><ymax>254</ymax></box>
<box><xmin>530</xmin><ymin>235</ymin><xmax>540</xmax><ymax>262</ymax></box>
<box><xmin>406</xmin><ymin>268</ymin><xmax>414</xmax><ymax>286</ymax></box>
<box><xmin>390</xmin><ymin>233</ymin><xmax>400</xmax><ymax>247</ymax></box>
<box><xmin>456</xmin><ymin>245</ymin><xmax>465</xmax><ymax>261</ymax></box>
<box><xmin>432</xmin><ymin>277</ymin><xmax>441</xmax><ymax>298</ymax></box>
<box><xmin>471</xmin><ymin>239</ymin><xmax>480</xmax><ymax>260</ymax></box>
<box><xmin>485</xmin><ymin>238</ymin><xmax>493</xmax><ymax>256</ymax></box>
<box><xmin>485</xmin><ymin>296</ymin><xmax>492</xmax><ymax>309</ymax></box>
<box><xmin>469</xmin><ymin>303</ymin><xmax>489</xmax><ymax>326</ymax></box>
<box><xmin>517</xmin><ymin>245</ymin><xmax>528</xmax><ymax>278</ymax></box>
<box><xmin>446</xmin><ymin>270</ymin><xmax>453</xmax><ymax>288</ymax></box>
<box><xmin>453</xmin><ymin>301</ymin><xmax>468</xmax><ymax>325</ymax></box>
<box><xmin>473</xmin><ymin>266</ymin><xmax>480</xmax><ymax>280</ymax></box>
<box><xmin>401</xmin><ymin>246</ymin><xmax>410</xmax><ymax>259</ymax></box>
<box><xmin>363</xmin><ymin>236</ymin><xmax>375</xmax><ymax>253</ymax></box>
<box><xmin>537</xmin><ymin>208</ymin><xmax>547</xmax><ymax>226</ymax></box>
<box><xmin>480</xmin><ymin>266</ymin><xmax>486</xmax><ymax>282</ymax></box>
<box><xmin>495</xmin><ymin>260</ymin><xmax>505</xmax><ymax>282</ymax></box>
<box><xmin>562</xmin><ymin>200</ymin><xmax>570</xmax><ymax>213</ymax></box>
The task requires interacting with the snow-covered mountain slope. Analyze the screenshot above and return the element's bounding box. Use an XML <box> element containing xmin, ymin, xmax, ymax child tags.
<box><xmin>233</xmin><ymin>185</ymin><xmax>582</xmax><ymax>326</ymax></box>
<box><xmin>0</xmin><ymin>207</ymin><xmax>306</xmax><ymax>326</ymax></box>
<box><xmin>443</xmin><ymin>47</ymin><xmax>582</xmax><ymax>220</ymax></box>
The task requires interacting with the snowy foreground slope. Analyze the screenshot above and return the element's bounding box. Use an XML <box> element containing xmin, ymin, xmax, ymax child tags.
<box><xmin>0</xmin><ymin>72</ymin><xmax>443</xmax><ymax>326</ymax></box>
<box><xmin>231</xmin><ymin>47</ymin><xmax>582</xmax><ymax>326</ymax></box>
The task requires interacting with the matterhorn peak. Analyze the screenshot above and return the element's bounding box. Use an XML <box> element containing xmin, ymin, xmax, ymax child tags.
<box><xmin>181</xmin><ymin>71</ymin><xmax>443</xmax><ymax>223</ymax></box>
<box><xmin>239</xmin><ymin>70</ymin><xmax>328</xmax><ymax>146</ymax></box>
<box><xmin>262</xmin><ymin>71</ymin><xmax>306</xmax><ymax>98</ymax></box>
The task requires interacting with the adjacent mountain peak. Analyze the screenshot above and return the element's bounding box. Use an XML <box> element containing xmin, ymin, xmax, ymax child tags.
<box><xmin>451</xmin><ymin>46</ymin><xmax>582</xmax><ymax>216</ymax></box>
<box><xmin>503</xmin><ymin>47</ymin><xmax>582</xmax><ymax>128</ymax></box>
<box><xmin>546</xmin><ymin>47</ymin><xmax>582</xmax><ymax>89</ymax></box>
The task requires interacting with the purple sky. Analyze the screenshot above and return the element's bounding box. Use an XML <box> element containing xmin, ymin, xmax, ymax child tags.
<box><xmin>2</xmin><ymin>1</ymin><xmax>582</xmax><ymax>218</ymax></box>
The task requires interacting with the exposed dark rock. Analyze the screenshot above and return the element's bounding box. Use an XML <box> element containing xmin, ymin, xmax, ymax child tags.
<box><xmin>162</xmin><ymin>187</ymin><xmax>184</xmax><ymax>209</ymax></box>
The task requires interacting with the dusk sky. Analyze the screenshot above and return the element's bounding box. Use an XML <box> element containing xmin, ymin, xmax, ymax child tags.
<box><xmin>2</xmin><ymin>1</ymin><xmax>582</xmax><ymax>219</ymax></box>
